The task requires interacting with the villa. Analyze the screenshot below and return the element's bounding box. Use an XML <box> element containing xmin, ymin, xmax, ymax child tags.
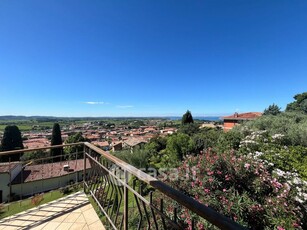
<box><xmin>0</xmin><ymin>159</ymin><xmax>90</xmax><ymax>203</ymax></box>
<box><xmin>223</xmin><ymin>112</ymin><xmax>262</xmax><ymax>131</ymax></box>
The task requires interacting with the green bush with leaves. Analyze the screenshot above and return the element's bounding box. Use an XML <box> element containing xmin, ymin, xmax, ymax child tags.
<box><xmin>162</xmin><ymin>150</ymin><xmax>306</xmax><ymax>229</ymax></box>
<box><xmin>113</xmin><ymin>146</ymin><xmax>150</xmax><ymax>169</ymax></box>
<box><xmin>241</xmin><ymin>112</ymin><xmax>307</xmax><ymax>146</ymax></box>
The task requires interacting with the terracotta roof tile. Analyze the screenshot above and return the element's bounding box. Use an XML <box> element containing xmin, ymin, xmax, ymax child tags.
<box><xmin>223</xmin><ymin>112</ymin><xmax>262</xmax><ymax>120</ymax></box>
<box><xmin>11</xmin><ymin>159</ymin><xmax>91</xmax><ymax>184</ymax></box>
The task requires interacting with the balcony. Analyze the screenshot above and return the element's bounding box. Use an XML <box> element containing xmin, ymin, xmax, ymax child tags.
<box><xmin>0</xmin><ymin>143</ymin><xmax>245</xmax><ymax>229</ymax></box>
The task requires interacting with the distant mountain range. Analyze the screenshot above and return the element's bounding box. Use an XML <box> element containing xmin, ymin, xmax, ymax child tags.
<box><xmin>167</xmin><ymin>116</ymin><xmax>222</xmax><ymax>121</ymax></box>
<box><xmin>0</xmin><ymin>115</ymin><xmax>58</xmax><ymax>121</ymax></box>
<box><xmin>0</xmin><ymin>115</ymin><xmax>222</xmax><ymax>121</ymax></box>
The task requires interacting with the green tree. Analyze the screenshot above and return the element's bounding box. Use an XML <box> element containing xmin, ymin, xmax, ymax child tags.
<box><xmin>180</xmin><ymin>110</ymin><xmax>199</xmax><ymax>135</ymax></box>
<box><xmin>21</xmin><ymin>150</ymin><xmax>49</xmax><ymax>162</ymax></box>
<box><xmin>64</xmin><ymin>132</ymin><xmax>88</xmax><ymax>159</ymax></box>
<box><xmin>164</xmin><ymin>133</ymin><xmax>195</xmax><ymax>166</ymax></box>
<box><xmin>263</xmin><ymin>103</ymin><xmax>281</xmax><ymax>115</ymax></box>
<box><xmin>179</xmin><ymin>123</ymin><xmax>199</xmax><ymax>136</ymax></box>
<box><xmin>286</xmin><ymin>92</ymin><xmax>307</xmax><ymax>113</ymax></box>
<box><xmin>192</xmin><ymin>129</ymin><xmax>223</xmax><ymax>153</ymax></box>
<box><xmin>181</xmin><ymin>110</ymin><xmax>194</xmax><ymax>125</ymax></box>
<box><xmin>0</xmin><ymin>125</ymin><xmax>24</xmax><ymax>161</ymax></box>
<box><xmin>51</xmin><ymin>123</ymin><xmax>63</xmax><ymax>162</ymax></box>
<box><xmin>114</xmin><ymin>146</ymin><xmax>150</xmax><ymax>169</ymax></box>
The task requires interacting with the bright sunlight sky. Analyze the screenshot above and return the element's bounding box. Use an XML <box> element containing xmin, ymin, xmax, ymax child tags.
<box><xmin>0</xmin><ymin>0</ymin><xmax>306</xmax><ymax>117</ymax></box>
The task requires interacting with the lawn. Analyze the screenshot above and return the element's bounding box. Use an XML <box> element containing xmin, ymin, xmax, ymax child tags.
<box><xmin>0</xmin><ymin>190</ymin><xmax>68</xmax><ymax>219</ymax></box>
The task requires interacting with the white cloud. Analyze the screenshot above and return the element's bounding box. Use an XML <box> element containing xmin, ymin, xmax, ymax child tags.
<box><xmin>116</xmin><ymin>105</ymin><xmax>134</xmax><ymax>109</ymax></box>
<box><xmin>84</xmin><ymin>101</ymin><xmax>105</xmax><ymax>105</ymax></box>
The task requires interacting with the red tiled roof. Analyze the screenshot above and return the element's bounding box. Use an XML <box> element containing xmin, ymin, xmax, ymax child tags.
<box><xmin>223</xmin><ymin>112</ymin><xmax>262</xmax><ymax>120</ymax></box>
<box><xmin>92</xmin><ymin>141</ymin><xmax>109</xmax><ymax>147</ymax></box>
<box><xmin>24</xmin><ymin>138</ymin><xmax>50</xmax><ymax>149</ymax></box>
<box><xmin>112</xmin><ymin>141</ymin><xmax>122</xmax><ymax>146</ymax></box>
<box><xmin>124</xmin><ymin>138</ymin><xmax>147</xmax><ymax>147</ymax></box>
<box><xmin>11</xmin><ymin>159</ymin><xmax>91</xmax><ymax>184</ymax></box>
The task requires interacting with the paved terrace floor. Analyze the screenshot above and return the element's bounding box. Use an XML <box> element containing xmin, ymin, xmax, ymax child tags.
<box><xmin>0</xmin><ymin>192</ymin><xmax>105</xmax><ymax>230</ymax></box>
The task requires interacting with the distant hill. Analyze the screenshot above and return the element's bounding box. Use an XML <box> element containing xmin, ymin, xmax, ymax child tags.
<box><xmin>167</xmin><ymin>116</ymin><xmax>222</xmax><ymax>121</ymax></box>
<box><xmin>0</xmin><ymin>115</ymin><xmax>222</xmax><ymax>121</ymax></box>
<box><xmin>0</xmin><ymin>115</ymin><xmax>57</xmax><ymax>121</ymax></box>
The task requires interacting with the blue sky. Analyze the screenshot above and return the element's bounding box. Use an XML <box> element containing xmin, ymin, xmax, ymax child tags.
<box><xmin>0</xmin><ymin>0</ymin><xmax>306</xmax><ymax>117</ymax></box>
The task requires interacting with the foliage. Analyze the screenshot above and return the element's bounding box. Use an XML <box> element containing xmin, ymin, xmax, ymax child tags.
<box><xmin>216</xmin><ymin>129</ymin><xmax>243</xmax><ymax>152</ymax></box>
<box><xmin>162</xmin><ymin>150</ymin><xmax>306</xmax><ymax>229</ymax></box>
<box><xmin>50</xmin><ymin>123</ymin><xmax>63</xmax><ymax>161</ymax></box>
<box><xmin>263</xmin><ymin>103</ymin><xmax>282</xmax><ymax>115</ymax></box>
<box><xmin>192</xmin><ymin>129</ymin><xmax>222</xmax><ymax>153</ymax></box>
<box><xmin>147</xmin><ymin>135</ymin><xmax>167</xmax><ymax>153</ymax></box>
<box><xmin>64</xmin><ymin>132</ymin><xmax>88</xmax><ymax>159</ymax></box>
<box><xmin>114</xmin><ymin>146</ymin><xmax>151</xmax><ymax>169</ymax></box>
<box><xmin>179</xmin><ymin>123</ymin><xmax>199</xmax><ymax>136</ymax></box>
<box><xmin>182</xmin><ymin>110</ymin><xmax>194</xmax><ymax>125</ymax></box>
<box><xmin>20</xmin><ymin>150</ymin><xmax>49</xmax><ymax>162</ymax></box>
<box><xmin>238</xmin><ymin>130</ymin><xmax>307</xmax><ymax>181</ymax></box>
<box><xmin>0</xmin><ymin>125</ymin><xmax>24</xmax><ymax>161</ymax></box>
<box><xmin>163</xmin><ymin>133</ymin><xmax>195</xmax><ymax>166</ymax></box>
<box><xmin>286</xmin><ymin>92</ymin><xmax>307</xmax><ymax>114</ymax></box>
<box><xmin>242</xmin><ymin>112</ymin><xmax>307</xmax><ymax>146</ymax></box>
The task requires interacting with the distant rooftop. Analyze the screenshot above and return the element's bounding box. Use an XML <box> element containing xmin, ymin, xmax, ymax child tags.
<box><xmin>223</xmin><ymin>112</ymin><xmax>262</xmax><ymax>120</ymax></box>
<box><xmin>12</xmin><ymin>159</ymin><xmax>91</xmax><ymax>184</ymax></box>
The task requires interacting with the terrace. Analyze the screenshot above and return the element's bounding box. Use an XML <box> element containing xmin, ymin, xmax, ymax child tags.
<box><xmin>0</xmin><ymin>143</ymin><xmax>246</xmax><ymax>229</ymax></box>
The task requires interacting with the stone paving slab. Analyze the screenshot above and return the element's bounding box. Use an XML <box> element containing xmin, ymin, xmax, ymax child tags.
<box><xmin>0</xmin><ymin>192</ymin><xmax>105</xmax><ymax>230</ymax></box>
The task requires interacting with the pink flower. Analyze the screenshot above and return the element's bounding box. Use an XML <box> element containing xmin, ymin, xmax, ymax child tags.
<box><xmin>277</xmin><ymin>226</ymin><xmax>285</xmax><ymax>230</ymax></box>
<box><xmin>223</xmin><ymin>188</ymin><xmax>227</xmax><ymax>192</ymax></box>
<box><xmin>204</xmin><ymin>188</ymin><xmax>210</xmax><ymax>193</ymax></box>
<box><xmin>244</xmin><ymin>163</ymin><xmax>251</xmax><ymax>169</ymax></box>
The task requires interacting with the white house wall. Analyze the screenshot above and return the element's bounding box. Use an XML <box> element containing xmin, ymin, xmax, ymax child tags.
<box><xmin>11</xmin><ymin>171</ymin><xmax>83</xmax><ymax>199</ymax></box>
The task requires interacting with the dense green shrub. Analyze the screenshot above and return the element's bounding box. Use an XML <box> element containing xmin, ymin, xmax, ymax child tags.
<box><xmin>162</xmin><ymin>150</ymin><xmax>306</xmax><ymax>229</ymax></box>
<box><xmin>113</xmin><ymin>147</ymin><xmax>150</xmax><ymax>169</ymax></box>
<box><xmin>242</xmin><ymin>112</ymin><xmax>307</xmax><ymax>146</ymax></box>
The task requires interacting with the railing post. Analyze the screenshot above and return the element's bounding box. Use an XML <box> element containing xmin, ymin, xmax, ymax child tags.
<box><xmin>124</xmin><ymin>169</ymin><xmax>128</xmax><ymax>230</ymax></box>
<box><xmin>83</xmin><ymin>144</ymin><xmax>86</xmax><ymax>193</ymax></box>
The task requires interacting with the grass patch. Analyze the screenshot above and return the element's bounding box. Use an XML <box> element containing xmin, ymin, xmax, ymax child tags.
<box><xmin>0</xmin><ymin>190</ymin><xmax>72</xmax><ymax>219</ymax></box>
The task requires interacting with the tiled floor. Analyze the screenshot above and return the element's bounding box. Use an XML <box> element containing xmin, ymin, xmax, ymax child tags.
<box><xmin>0</xmin><ymin>192</ymin><xmax>105</xmax><ymax>230</ymax></box>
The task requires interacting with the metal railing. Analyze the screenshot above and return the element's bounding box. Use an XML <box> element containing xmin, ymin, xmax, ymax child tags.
<box><xmin>0</xmin><ymin>143</ymin><xmax>246</xmax><ymax>229</ymax></box>
<box><xmin>83</xmin><ymin>143</ymin><xmax>245</xmax><ymax>230</ymax></box>
<box><xmin>0</xmin><ymin>143</ymin><xmax>84</xmax><ymax>204</ymax></box>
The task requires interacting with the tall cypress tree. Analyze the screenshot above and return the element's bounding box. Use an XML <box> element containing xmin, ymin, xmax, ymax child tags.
<box><xmin>182</xmin><ymin>110</ymin><xmax>194</xmax><ymax>125</ymax></box>
<box><xmin>51</xmin><ymin>123</ymin><xmax>63</xmax><ymax>162</ymax></box>
<box><xmin>0</xmin><ymin>125</ymin><xmax>24</xmax><ymax>161</ymax></box>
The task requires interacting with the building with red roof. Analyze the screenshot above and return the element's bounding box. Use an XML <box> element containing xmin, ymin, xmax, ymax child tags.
<box><xmin>222</xmin><ymin>112</ymin><xmax>262</xmax><ymax>131</ymax></box>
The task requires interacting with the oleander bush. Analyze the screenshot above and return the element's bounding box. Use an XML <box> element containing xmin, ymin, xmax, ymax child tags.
<box><xmin>162</xmin><ymin>149</ymin><xmax>306</xmax><ymax>229</ymax></box>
